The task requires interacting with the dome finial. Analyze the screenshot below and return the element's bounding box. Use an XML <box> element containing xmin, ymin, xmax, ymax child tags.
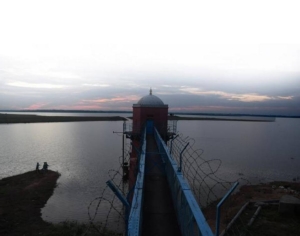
<box><xmin>150</xmin><ymin>88</ymin><xmax>152</xmax><ymax>95</ymax></box>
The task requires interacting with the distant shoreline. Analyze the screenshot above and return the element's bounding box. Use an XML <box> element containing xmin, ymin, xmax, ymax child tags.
<box><xmin>168</xmin><ymin>115</ymin><xmax>276</xmax><ymax>122</ymax></box>
<box><xmin>0</xmin><ymin>113</ymin><xmax>127</xmax><ymax>124</ymax></box>
<box><xmin>0</xmin><ymin>113</ymin><xmax>277</xmax><ymax>124</ymax></box>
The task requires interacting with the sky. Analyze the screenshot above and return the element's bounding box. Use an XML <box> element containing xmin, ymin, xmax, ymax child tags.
<box><xmin>0</xmin><ymin>0</ymin><xmax>300</xmax><ymax>116</ymax></box>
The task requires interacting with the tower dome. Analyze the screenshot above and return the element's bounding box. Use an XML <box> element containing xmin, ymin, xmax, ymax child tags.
<box><xmin>137</xmin><ymin>89</ymin><xmax>164</xmax><ymax>106</ymax></box>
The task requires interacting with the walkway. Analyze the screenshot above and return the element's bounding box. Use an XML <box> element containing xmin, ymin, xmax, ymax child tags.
<box><xmin>142</xmin><ymin>134</ymin><xmax>181</xmax><ymax>236</ymax></box>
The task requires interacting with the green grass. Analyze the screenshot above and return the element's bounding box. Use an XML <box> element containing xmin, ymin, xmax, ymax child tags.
<box><xmin>44</xmin><ymin>221</ymin><xmax>121</xmax><ymax>236</ymax></box>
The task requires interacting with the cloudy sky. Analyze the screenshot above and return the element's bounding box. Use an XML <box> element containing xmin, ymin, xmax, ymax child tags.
<box><xmin>1</xmin><ymin>0</ymin><xmax>300</xmax><ymax>115</ymax></box>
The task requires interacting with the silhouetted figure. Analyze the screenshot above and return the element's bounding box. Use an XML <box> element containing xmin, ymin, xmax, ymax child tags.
<box><xmin>43</xmin><ymin>162</ymin><xmax>49</xmax><ymax>172</ymax></box>
<box><xmin>36</xmin><ymin>162</ymin><xmax>40</xmax><ymax>172</ymax></box>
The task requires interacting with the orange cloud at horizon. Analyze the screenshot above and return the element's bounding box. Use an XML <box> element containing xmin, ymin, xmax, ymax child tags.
<box><xmin>24</xmin><ymin>103</ymin><xmax>48</xmax><ymax>110</ymax></box>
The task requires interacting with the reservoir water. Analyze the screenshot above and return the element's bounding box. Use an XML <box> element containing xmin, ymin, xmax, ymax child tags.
<box><xmin>0</xmin><ymin>113</ymin><xmax>299</xmax><ymax>225</ymax></box>
<box><xmin>177</xmin><ymin>118</ymin><xmax>300</xmax><ymax>183</ymax></box>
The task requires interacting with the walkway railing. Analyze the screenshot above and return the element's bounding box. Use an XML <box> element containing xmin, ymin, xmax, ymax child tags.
<box><xmin>127</xmin><ymin>127</ymin><xmax>214</xmax><ymax>236</ymax></box>
<box><xmin>154</xmin><ymin>128</ymin><xmax>214</xmax><ymax>236</ymax></box>
<box><xmin>127</xmin><ymin>128</ymin><xmax>147</xmax><ymax>236</ymax></box>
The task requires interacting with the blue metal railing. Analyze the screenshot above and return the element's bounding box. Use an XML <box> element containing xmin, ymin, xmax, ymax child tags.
<box><xmin>154</xmin><ymin>128</ymin><xmax>214</xmax><ymax>236</ymax></box>
<box><xmin>127</xmin><ymin>128</ymin><xmax>147</xmax><ymax>236</ymax></box>
<box><xmin>127</xmin><ymin>127</ymin><xmax>214</xmax><ymax>236</ymax></box>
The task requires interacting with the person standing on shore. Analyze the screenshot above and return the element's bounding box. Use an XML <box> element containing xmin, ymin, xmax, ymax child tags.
<box><xmin>36</xmin><ymin>162</ymin><xmax>40</xmax><ymax>172</ymax></box>
<box><xmin>42</xmin><ymin>162</ymin><xmax>49</xmax><ymax>172</ymax></box>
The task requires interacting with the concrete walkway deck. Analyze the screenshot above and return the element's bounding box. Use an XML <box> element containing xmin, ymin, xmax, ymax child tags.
<box><xmin>141</xmin><ymin>134</ymin><xmax>181</xmax><ymax>236</ymax></box>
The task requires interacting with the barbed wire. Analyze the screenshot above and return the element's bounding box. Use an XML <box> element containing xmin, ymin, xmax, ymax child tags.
<box><xmin>82</xmin><ymin>128</ymin><xmax>150</xmax><ymax>236</ymax></box>
<box><xmin>81</xmin><ymin>133</ymin><xmax>134</xmax><ymax>236</ymax></box>
<box><xmin>168</xmin><ymin>132</ymin><xmax>256</xmax><ymax>235</ymax></box>
<box><xmin>168</xmin><ymin>133</ymin><xmax>251</xmax><ymax>207</ymax></box>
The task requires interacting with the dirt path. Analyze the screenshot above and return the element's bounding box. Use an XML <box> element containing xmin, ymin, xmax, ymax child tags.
<box><xmin>0</xmin><ymin>170</ymin><xmax>60</xmax><ymax>236</ymax></box>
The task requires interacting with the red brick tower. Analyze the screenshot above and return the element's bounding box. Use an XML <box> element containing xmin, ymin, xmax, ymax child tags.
<box><xmin>132</xmin><ymin>88</ymin><xmax>168</xmax><ymax>137</ymax></box>
<box><xmin>129</xmin><ymin>89</ymin><xmax>168</xmax><ymax>190</ymax></box>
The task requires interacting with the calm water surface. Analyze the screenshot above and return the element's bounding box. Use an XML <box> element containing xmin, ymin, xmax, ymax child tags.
<box><xmin>0</xmin><ymin>114</ymin><xmax>299</xmax><ymax>224</ymax></box>
<box><xmin>177</xmin><ymin>118</ymin><xmax>300</xmax><ymax>182</ymax></box>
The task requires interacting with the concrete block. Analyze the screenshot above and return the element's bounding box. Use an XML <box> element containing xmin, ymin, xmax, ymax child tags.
<box><xmin>279</xmin><ymin>195</ymin><xmax>300</xmax><ymax>216</ymax></box>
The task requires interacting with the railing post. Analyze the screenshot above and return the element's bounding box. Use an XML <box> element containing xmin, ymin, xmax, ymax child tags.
<box><xmin>215</xmin><ymin>182</ymin><xmax>239</xmax><ymax>236</ymax></box>
<box><xmin>177</xmin><ymin>142</ymin><xmax>189</xmax><ymax>172</ymax></box>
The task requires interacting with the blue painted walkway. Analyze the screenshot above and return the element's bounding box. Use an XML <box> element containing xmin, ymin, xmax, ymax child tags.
<box><xmin>142</xmin><ymin>134</ymin><xmax>181</xmax><ymax>236</ymax></box>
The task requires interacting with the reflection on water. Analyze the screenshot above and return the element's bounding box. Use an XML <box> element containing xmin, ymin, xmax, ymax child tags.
<box><xmin>1</xmin><ymin>116</ymin><xmax>300</xmax><ymax>226</ymax></box>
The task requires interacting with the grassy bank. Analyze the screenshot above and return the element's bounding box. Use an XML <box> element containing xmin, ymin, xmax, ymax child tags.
<box><xmin>0</xmin><ymin>113</ymin><xmax>126</xmax><ymax>124</ymax></box>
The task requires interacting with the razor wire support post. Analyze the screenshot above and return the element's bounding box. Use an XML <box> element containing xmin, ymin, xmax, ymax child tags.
<box><xmin>170</xmin><ymin>134</ymin><xmax>179</xmax><ymax>155</ymax></box>
<box><xmin>215</xmin><ymin>182</ymin><xmax>239</xmax><ymax>236</ymax></box>
<box><xmin>177</xmin><ymin>142</ymin><xmax>189</xmax><ymax>172</ymax></box>
<box><xmin>106</xmin><ymin>180</ymin><xmax>130</xmax><ymax>208</ymax></box>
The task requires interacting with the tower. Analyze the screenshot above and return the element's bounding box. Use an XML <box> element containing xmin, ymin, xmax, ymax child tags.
<box><xmin>128</xmin><ymin>89</ymin><xmax>169</xmax><ymax>191</ymax></box>
<box><xmin>132</xmin><ymin>88</ymin><xmax>168</xmax><ymax>138</ymax></box>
